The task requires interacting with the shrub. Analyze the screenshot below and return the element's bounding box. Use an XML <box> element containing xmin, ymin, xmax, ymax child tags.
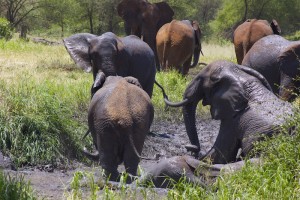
<box><xmin>0</xmin><ymin>18</ymin><xmax>13</xmax><ymax>40</ymax></box>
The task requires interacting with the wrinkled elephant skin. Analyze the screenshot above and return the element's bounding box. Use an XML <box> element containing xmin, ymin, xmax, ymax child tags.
<box><xmin>165</xmin><ymin>60</ymin><xmax>293</xmax><ymax>164</ymax></box>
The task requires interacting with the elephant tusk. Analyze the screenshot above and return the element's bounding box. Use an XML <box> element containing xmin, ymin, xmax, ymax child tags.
<box><xmin>164</xmin><ymin>98</ymin><xmax>189</xmax><ymax>107</ymax></box>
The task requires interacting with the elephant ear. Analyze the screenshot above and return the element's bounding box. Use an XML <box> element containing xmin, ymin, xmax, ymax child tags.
<box><xmin>124</xmin><ymin>76</ymin><xmax>142</xmax><ymax>89</ymax></box>
<box><xmin>277</xmin><ymin>43</ymin><xmax>300</xmax><ymax>101</ymax></box>
<box><xmin>210</xmin><ymin>66</ymin><xmax>249</xmax><ymax>120</ymax></box>
<box><xmin>277</xmin><ymin>43</ymin><xmax>300</xmax><ymax>78</ymax></box>
<box><xmin>192</xmin><ymin>21</ymin><xmax>201</xmax><ymax>46</ymax></box>
<box><xmin>63</xmin><ymin>33</ymin><xmax>97</xmax><ymax>72</ymax></box>
<box><xmin>91</xmin><ymin>72</ymin><xmax>106</xmax><ymax>97</ymax></box>
<box><xmin>270</xmin><ymin>19</ymin><xmax>281</xmax><ymax>35</ymax></box>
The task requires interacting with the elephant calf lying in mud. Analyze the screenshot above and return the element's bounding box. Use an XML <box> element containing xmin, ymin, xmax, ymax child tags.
<box><xmin>165</xmin><ymin>60</ymin><xmax>293</xmax><ymax>164</ymax></box>
<box><xmin>83</xmin><ymin>73</ymin><xmax>154</xmax><ymax>182</ymax></box>
<box><xmin>136</xmin><ymin>156</ymin><xmax>260</xmax><ymax>188</ymax></box>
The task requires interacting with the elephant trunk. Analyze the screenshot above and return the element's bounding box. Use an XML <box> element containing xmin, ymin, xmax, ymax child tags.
<box><xmin>183</xmin><ymin>102</ymin><xmax>200</xmax><ymax>150</ymax></box>
<box><xmin>190</xmin><ymin>44</ymin><xmax>202</xmax><ymax>68</ymax></box>
<box><xmin>164</xmin><ymin>98</ymin><xmax>189</xmax><ymax>107</ymax></box>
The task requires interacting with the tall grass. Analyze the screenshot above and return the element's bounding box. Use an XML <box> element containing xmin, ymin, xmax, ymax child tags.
<box><xmin>0</xmin><ymin>39</ymin><xmax>92</xmax><ymax>166</ymax></box>
<box><xmin>0</xmin><ymin>170</ymin><xmax>37</xmax><ymax>200</ymax></box>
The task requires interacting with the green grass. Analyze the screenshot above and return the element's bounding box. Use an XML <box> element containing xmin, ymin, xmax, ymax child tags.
<box><xmin>0</xmin><ymin>170</ymin><xmax>37</xmax><ymax>200</ymax></box>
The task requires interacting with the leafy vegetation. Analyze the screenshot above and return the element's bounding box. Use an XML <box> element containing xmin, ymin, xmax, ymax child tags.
<box><xmin>0</xmin><ymin>170</ymin><xmax>37</xmax><ymax>200</ymax></box>
<box><xmin>0</xmin><ymin>18</ymin><xmax>13</xmax><ymax>40</ymax></box>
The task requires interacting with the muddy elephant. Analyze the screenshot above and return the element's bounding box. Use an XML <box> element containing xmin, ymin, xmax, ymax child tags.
<box><xmin>117</xmin><ymin>0</ymin><xmax>174</xmax><ymax>70</ymax></box>
<box><xmin>138</xmin><ymin>156</ymin><xmax>260</xmax><ymax>188</ymax></box>
<box><xmin>84</xmin><ymin>73</ymin><xmax>154</xmax><ymax>182</ymax></box>
<box><xmin>233</xmin><ymin>19</ymin><xmax>281</xmax><ymax>64</ymax></box>
<box><xmin>63</xmin><ymin>32</ymin><xmax>156</xmax><ymax>97</ymax></box>
<box><xmin>156</xmin><ymin>20</ymin><xmax>203</xmax><ymax>75</ymax></box>
<box><xmin>164</xmin><ymin>60</ymin><xmax>293</xmax><ymax>164</ymax></box>
<box><xmin>242</xmin><ymin>35</ymin><xmax>300</xmax><ymax>102</ymax></box>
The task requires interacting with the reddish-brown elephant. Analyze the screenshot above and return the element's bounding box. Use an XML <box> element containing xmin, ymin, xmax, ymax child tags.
<box><xmin>156</xmin><ymin>20</ymin><xmax>203</xmax><ymax>75</ymax></box>
<box><xmin>233</xmin><ymin>19</ymin><xmax>281</xmax><ymax>64</ymax></box>
<box><xmin>117</xmin><ymin>0</ymin><xmax>174</xmax><ymax>71</ymax></box>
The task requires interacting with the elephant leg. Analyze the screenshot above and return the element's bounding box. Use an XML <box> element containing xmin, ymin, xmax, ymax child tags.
<box><xmin>234</xmin><ymin>44</ymin><xmax>244</xmax><ymax>64</ymax></box>
<box><xmin>123</xmin><ymin>128</ymin><xmax>145</xmax><ymax>183</ymax></box>
<box><xmin>182</xmin><ymin>57</ymin><xmax>193</xmax><ymax>75</ymax></box>
<box><xmin>97</xmin><ymin>130</ymin><xmax>120</xmax><ymax>181</ymax></box>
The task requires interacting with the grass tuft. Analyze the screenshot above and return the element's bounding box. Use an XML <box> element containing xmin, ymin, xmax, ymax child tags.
<box><xmin>0</xmin><ymin>170</ymin><xmax>37</xmax><ymax>200</ymax></box>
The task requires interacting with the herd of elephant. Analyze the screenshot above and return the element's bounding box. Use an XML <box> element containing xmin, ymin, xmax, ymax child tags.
<box><xmin>62</xmin><ymin>0</ymin><xmax>299</xmax><ymax>188</ymax></box>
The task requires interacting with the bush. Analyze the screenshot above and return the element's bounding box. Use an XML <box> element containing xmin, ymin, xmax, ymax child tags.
<box><xmin>0</xmin><ymin>171</ymin><xmax>37</xmax><ymax>200</ymax></box>
<box><xmin>0</xmin><ymin>18</ymin><xmax>13</xmax><ymax>40</ymax></box>
<box><xmin>286</xmin><ymin>31</ymin><xmax>300</xmax><ymax>41</ymax></box>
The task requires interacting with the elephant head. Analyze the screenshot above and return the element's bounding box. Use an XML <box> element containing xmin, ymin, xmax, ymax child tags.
<box><xmin>63</xmin><ymin>32</ymin><xmax>126</xmax><ymax>79</ymax></box>
<box><xmin>191</xmin><ymin>20</ymin><xmax>202</xmax><ymax>68</ymax></box>
<box><xmin>164</xmin><ymin>60</ymin><xmax>272</xmax><ymax>152</ymax></box>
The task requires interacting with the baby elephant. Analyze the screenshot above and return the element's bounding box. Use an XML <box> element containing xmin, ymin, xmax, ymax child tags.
<box><xmin>138</xmin><ymin>156</ymin><xmax>260</xmax><ymax>188</ymax></box>
<box><xmin>84</xmin><ymin>72</ymin><xmax>154</xmax><ymax>182</ymax></box>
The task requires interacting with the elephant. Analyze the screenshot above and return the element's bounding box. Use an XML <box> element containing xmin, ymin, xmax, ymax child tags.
<box><xmin>242</xmin><ymin>35</ymin><xmax>300</xmax><ymax>102</ymax></box>
<box><xmin>137</xmin><ymin>156</ymin><xmax>260</xmax><ymax>188</ymax></box>
<box><xmin>63</xmin><ymin>32</ymin><xmax>156</xmax><ymax>98</ymax></box>
<box><xmin>156</xmin><ymin>20</ymin><xmax>203</xmax><ymax>75</ymax></box>
<box><xmin>83</xmin><ymin>73</ymin><xmax>154</xmax><ymax>182</ymax></box>
<box><xmin>164</xmin><ymin>60</ymin><xmax>293</xmax><ymax>164</ymax></box>
<box><xmin>233</xmin><ymin>19</ymin><xmax>281</xmax><ymax>64</ymax></box>
<box><xmin>117</xmin><ymin>0</ymin><xmax>174</xmax><ymax>70</ymax></box>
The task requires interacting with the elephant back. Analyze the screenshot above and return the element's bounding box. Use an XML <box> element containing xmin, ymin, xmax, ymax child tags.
<box><xmin>90</xmin><ymin>77</ymin><xmax>153</xmax><ymax>129</ymax></box>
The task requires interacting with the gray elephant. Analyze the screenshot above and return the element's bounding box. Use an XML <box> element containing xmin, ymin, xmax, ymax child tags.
<box><xmin>164</xmin><ymin>60</ymin><xmax>293</xmax><ymax>164</ymax></box>
<box><xmin>84</xmin><ymin>73</ymin><xmax>154</xmax><ymax>182</ymax></box>
<box><xmin>117</xmin><ymin>0</ymin><xmax>174</xmax><ymax>70</ymax></box>
<box><xmin>63</xmin><ymin>32</ymin><xmax>156</xmax><ymax>97</ymax></box>
<box><xmin>156</xmin><ymin>20</ymin><xmax>203</xmax><ymax>75</ymax></box>
<box><xmin>242</xmin><ymin>35</ymin><xmax>300</xmax><ymax>102</ymax></box>
<box><xmin>138</xmin><ymin>156</ymin><xmax>260</xmax><ymax>188</ymax></box>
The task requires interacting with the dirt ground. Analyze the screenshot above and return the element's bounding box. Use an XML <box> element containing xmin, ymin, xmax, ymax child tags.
<box><xmin>1</xmin><ymin>116</ymin><xmax>219</xmax><ymax>200</ymax></box>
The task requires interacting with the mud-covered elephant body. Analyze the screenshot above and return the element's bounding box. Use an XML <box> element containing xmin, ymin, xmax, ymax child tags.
<box><xmin>165</xmin><ymin>60</ymin><xmax>293</xmax><ymax>164</ymax></box>
<box><xmin>156</xmin><ymin>20</ymin><xmax>202</xmax><ymax>75</ymax></box>
<box><xmin>117</xmin><ymin>0</ymin><xmax>174</xmax><ymax>70</ymax></box>
<box><xmin>63</xmin><ymin>32</ymin><xmax>156</xmax><ymax>97</ymax></box>
<box><xmin>85</xmin><ymin>74</ymin><xmax>154</xmax><ymax>182</ymax></box>
<box><xmin>242</xmin><ymin>35</ymin><xmax>300</xmax><ymax>101</ymax></box>
<box><xmin>233</xmin><ymin>19</ymin><xmax>281</xmax><ymax>64</ymax></box>
<box><xmin>138</xmin><ymin>156</ymin><xmax>260</xmax><ymax>188</ymax></box>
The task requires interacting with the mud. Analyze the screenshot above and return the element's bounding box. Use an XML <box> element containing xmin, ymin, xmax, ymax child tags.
<box><xmin>1</xmin><ymin>116</ymin><xmax>220</xmax><ymax>200</ymax></box>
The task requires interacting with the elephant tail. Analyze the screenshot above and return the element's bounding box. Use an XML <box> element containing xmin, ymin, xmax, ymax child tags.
<box><xmin>127</xmin><ymin>130</ymin><xmax>158</xmax><ymax>161</ymax></box>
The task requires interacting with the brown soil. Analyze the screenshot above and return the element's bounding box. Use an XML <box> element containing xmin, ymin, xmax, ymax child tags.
<box><xmin>1</xmin><ymin>117</ymin><xmax>219</xmax><ymax>200</ymax></box>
